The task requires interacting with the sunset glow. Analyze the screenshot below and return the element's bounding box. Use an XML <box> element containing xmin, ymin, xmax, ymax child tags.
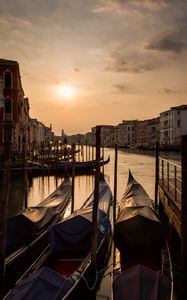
<box><xmin>1</xmin><ymin>1</ymin><xmax>186</xmax><ymax>135</ymax></box>
<box><xmin>58</xmin><ymin>85</ymin><xmax>75</xmax><ymax>98</ymax></box>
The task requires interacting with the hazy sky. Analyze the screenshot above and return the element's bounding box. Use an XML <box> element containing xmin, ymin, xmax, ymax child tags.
<box><xmin>0</xmin><ymin>0</ymin><xmax>187</xmax><ymax>135</ymax></box>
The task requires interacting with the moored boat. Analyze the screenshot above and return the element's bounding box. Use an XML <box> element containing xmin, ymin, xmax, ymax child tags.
<box><xmin>113</xmin><ymin>170</ymin><xmax>173</xmax><ymax>300</ymax></box>
<box><xmin>5</xmin><ymin>175</ymin><xmax>112</xmax><ymax>300</ymax></box>
<box><xmin>0</xmin><ymin>156</ymin><xmax>110</xmax><ymax>177</ymax></box>
<box><xmin>48</xmin><ymin>155</ymin><xmax>110</xmax><ymax>175</ymax></box>
<box><xmin>4</xmin><ymin>177</ymin><xmax>71</xmax><ymax>297</ymax></box>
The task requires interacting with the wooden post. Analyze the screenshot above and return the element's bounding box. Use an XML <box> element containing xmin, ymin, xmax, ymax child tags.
<box><xmin>89</xmin><ymin>145</ymin><xmax>91</xmax><ymax>161</ymax></box>
<box><xmin>91</xmin><ymin>126</ymin><xmax>101</xmax><ymax>282</ymax></box>
<box><xmin>113</xmin><ymin>144</ymin><xmax>118</xmax><ymax>224</ymax></box>
<box><xmin>113</xmin><ymin>143</ymin><xmax>118</xmax><ymax>275</ymax></box>
<box><xmin>92</xmin><ymin>146</ymin><xmax>94</xmax><ymax>161</ymax></box>
<box><xmin>22</xmin><ymin>135</ymin><xmax>28</xmax><ymax>208</ymax></box>
<box><xmin>78</xmin><ymin>142</ymin><xmax>81</xmax><ymax>162</ymax></box>
<box><xmin>41</xmin><ymin>141</ymin><xmax>44</xmax><ymax>170</ymax></box>
<box><xmin>82</xmin><ymin>144</ymin><xmax>84</xmax><ymax>162</ymax></box>
<box><xmin>86</xmin><ymin>141</ymin><xmax>88</xmax><ymax>161</ymax></box>
<box><xmin>155</xmin><ymin>141</ymin><xmax>159</xmax><ymax>210</ymax></box>
<box><xmin>181</xmin><ymin>135</ymin><xmax>187</xmax><ymax>297</ymax></box>
<box><xmin>102</xmin><ymin>146</ymin><xmax>105</xmax><ymax>175</ymax></box>
<box><xmin>0</xmin><ymin>124</ymin><xmax>12</xmax><ymax>298</ymax></box>
<box><xmin>71</xmin><ymin>143</ymin><xmax>75</xmax><ymax>213</ymax></box>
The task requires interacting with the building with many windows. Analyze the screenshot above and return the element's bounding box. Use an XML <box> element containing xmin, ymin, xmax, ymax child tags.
<box><xmin>117</xmin><ymin>120</ymin><xmax>137</xmax><ymax>147</ymax></box>
<box><xmin>0</xmin><ymin>59</ymin><xmax>30</xmax><ymax>158</ymax></box>
<box><xmin>160</xmin><ymin>105</ymin><xmax>187</xmax><ymax>147</ymax></box>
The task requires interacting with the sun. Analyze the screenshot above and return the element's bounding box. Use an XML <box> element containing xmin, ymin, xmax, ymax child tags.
<box><xmin>58</xmin><ymin>85</ymin><xmax>75</xmax><ymax>98</ymax></box>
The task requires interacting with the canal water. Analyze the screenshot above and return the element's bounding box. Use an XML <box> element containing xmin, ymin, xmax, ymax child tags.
<box><xmin>6</xmin><ymin>147</ymin><xmax>160</xmax><ymax>217</ymax></box>
<box><xmin>2</xmin><ymin>147</ymin><xmax>181</xmax><ymax>299</ymax></box>
<box><xmin>5</xmin><ymin>147</ymin><xmax>181</xmax><ymax>217</ymax></box>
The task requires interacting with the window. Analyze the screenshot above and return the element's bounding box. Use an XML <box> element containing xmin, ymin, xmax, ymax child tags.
<box><xmin>5</xmin><ymin>98</ymin><xmax>12</xmax><ymax>113</ymax></box>
<box><xmin>4</xmin><ymin>71</ymin><xmax>12</xmax><ymax>88</ymax></box>
<box><xmin>178</xmin><ymin>119</ymin><xmax>181</xmax><ymax>127</ymax></box>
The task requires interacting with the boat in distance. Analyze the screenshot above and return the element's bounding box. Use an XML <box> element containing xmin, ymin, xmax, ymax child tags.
<box><xmin>113</xmin><ymin>170</ymin><xmax>173</xmax><ymax>300</ymax></box>
<box><xmin>4</xmin><ymin>177</ymin><xmax>71</xmax><ymax>298</ymax></box>
<box><xmin>47</xmin><ymin>155</ymin><xmax>110</xmax><ymax>175</ymax></box>
<box><xmin>5</xmin><ymin>175</ymin><xmax>112</xmax><ymax>300</ymax></box>
<box><xmin>1</xmin><ymin>155</ymin><xmax>110</xmax><ymax>176</ymax></box>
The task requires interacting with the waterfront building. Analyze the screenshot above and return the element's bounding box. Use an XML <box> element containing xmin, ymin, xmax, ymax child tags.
<box><xmin>85</xmin><ymin>131</ymin><xmax>95</xmax><ymax>145</ymax></box>
<box><xmin>134</xmin><ymin>120</ymin><xmax>149</xmax><ymax>148</ymax></box>
<box><xmin>103</xmin><ymin>127</ymin><xmax>116</xmax><ymax>147</ymax></box>
<box><xmin>91</xmin><ymin>125</ymin><xmax>115</xmax><ymax>147</ymax></box>
<box><xmin>67</xmin><ymin>133</ymin><xmax>85</xmax><ymax>145</ymax></box>
<box><xmin>117</xmin><ymin>120</ymin><xmax>137</xmax><ymax>147</ymax></box>
<box><xmin>160</xmin><ymin>105</ymin><xmax>187</xmax><ymax>147</ymax></box>
<box><xmin>44</xmin><ymin>123</ymin><xmax>54</xmax><ymax>144</ymax></box>
<box><xmin>28</xmin><ymin>118</ymin><xmax>45</xmax><ymax>155</ymax></box>
<box><xmin>134</xmin><ymin>118</ymin><xmax>160</xmax><ymax>149</ymax></box>
<box><xmin>0</xmin><ymin>58</ymin><xmax>30</xmax><ymax>159</ymax></box>
<box><xmin>147</xmin><ymin>117</ymin><xmax>160</xmax><ymax>149</ymax></box>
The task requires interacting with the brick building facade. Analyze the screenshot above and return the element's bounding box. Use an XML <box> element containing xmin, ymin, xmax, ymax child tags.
<box><xmin>0</xmin><ymin>59</ymin><xmax>30</xmax><ymax>158</ymax></box>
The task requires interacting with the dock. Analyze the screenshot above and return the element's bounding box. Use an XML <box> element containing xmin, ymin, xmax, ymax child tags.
<box><xmin>158</xmin><ymin>157</ymin><xmax>181</xmax><ymax>237</ymax></box>
<box><xmin>157</xmin><ymin>135</ymin><xmax>187</xmax><ymax>299</ymax></box>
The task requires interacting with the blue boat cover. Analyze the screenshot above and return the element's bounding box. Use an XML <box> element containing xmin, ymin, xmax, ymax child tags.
<box><xmin>6</xmin><ymin>267</ymin><xmax>73</xmax><ymax>300</ymax></box>
<box><xmin>113</xmin><ymin>264</ymin><xmax>171</xmax><ymax>300</ymax></box>
<box><xmin>6</xmin><ymin>178</ymin><xmax>71</xmax><ymax>254</ymax></box>
<box><xmin>50</xmin><ymin>179</ymin><xmax>112</xmax><ymax>255</ymax></box>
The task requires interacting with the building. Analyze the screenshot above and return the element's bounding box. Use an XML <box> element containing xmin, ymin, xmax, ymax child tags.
<box><xmin>0</xmin><ymin>59</ymin><xmax>30</xmax><ymax>158</ymax></box>
<box><xmin>91</xmin><ymin>125</ymin><xmax>115</xmax><ymax>147</ymax></box>
<box><xmin>135</xmin><ymin>120</ymin><xmax>149</xmax><ymax>148</ymax></box>
<box><xmin>147</xmin><ymin>117</ymin><xmax>160</xmax><ymax>149</ymax></box>
<box><xmin>117</xmin><ymin>120</ymin><xmax>137</xmax><ymax>147</ymax></box>
<box><xmin>28</xmin><ymin>118</ymin><xmax>45</xmax><ymax>155</ymax></box>
<box><xmin>160</xmin><ymin>105</ymin><xmax>187</xmax><ymax>147</ymax></box>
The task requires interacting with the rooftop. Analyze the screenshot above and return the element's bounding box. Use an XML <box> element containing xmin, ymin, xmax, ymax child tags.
<box><xmin>0</xmin><ymin>58</ymin><xmax>18</xmax><ymax>65</ymax></box>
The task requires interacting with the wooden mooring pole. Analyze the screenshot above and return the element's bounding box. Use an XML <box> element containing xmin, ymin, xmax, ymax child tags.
<box><xmin>155</xmin><ymin>141</ymin><xmax>159</xmax><ymax>210</ymax></box>
<box><xmin>181</xmin><ymin>135</ymin><xmax>187</xmax><ymax>296</ymax></box>
<box><xmin>71</xmin><ymin>143</ymin><xmax>75</xmax><ymax>213</ymax></box>
<box><xmin>90</xmin><ymin>126</ymin><xmax>101</xmax><ymax>299</ymax></box>
<box><xmin>113</xmin><ymin>143</ymin><xmax>118</xmax><ymax>224</ymax></box>
<box><xmin>113</xmin><ymin>144</ymin><xmax>118</xmax><ymax>271</ymax></box>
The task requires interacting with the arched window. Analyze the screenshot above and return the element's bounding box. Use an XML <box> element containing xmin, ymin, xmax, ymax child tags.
<box><xmin>4</xmin><ymin>70</ymin><xmax>12</xmax><ymax>88</ymax></box>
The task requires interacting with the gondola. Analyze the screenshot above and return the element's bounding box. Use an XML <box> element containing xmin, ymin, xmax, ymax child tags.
<box><xmin>47</xmin><ymin>155</ymin><xmax>110</xmax><ymax>175</ymax></box>
<box><xmin>4</xmin><ymin>177</ymin><xmax>71</xmax><ymax>298</ymax></box>
<box><xmin>5</xmin><ymin>175</ymin><xmax>112</xmax><ymax>300</ymax></box>
<box><xmin>113</xmin><ymin>170</ymin><xmax>173</xmax><ymax>300</ymax></box>
<box><xmin>0</xmin><ymin>156</ymin><xmax>110</xmax><ymax>177</ymax></box>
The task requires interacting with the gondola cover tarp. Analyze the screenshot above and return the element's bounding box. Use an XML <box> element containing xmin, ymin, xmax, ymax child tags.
<box><xmin>6</xmin><ymin>267</ymin><xmax>73</xmax><ymax>300</ymax></box>
<box><xmin>6</xmin><ymin>178</ymin><xmax>71</xmax><ymax>254</ymax></box>
<box><xmin>50</xmin><ymin>180</ymin><xmax>112</xmax><ymax>255</ymax></box>
<box><xmin>114</xmin><ymin>172</ymin><xmax>165</xmax><ymax>250</ymax></box>
<box><xmin>113</xmin><ymin>264</ymin><xmax>171</xmax><ymax>300</ymax></box>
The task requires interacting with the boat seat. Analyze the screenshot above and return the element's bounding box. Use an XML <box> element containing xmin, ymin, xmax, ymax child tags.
<box><xmin>55</xmin><ymin>259</ymin><xmax>83</xmax><ymax>276</ymax></box>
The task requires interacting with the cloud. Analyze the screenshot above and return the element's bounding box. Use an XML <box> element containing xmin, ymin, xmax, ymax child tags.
<box><xmin>73</xmin><ymin>66</ymin><xmax>80</xmax><ymax>72</ymax></box>
<box><xmin>113</xmin><ymin>83</ymin><xmax>127</xmax><ymax>92</ymax></box>
<box><xmin>106</xmin><ymin>51</ymin><xmax>154</xmax><ymax>73</ymax></box>
<box><xmin>159</xmin><ymin>87</ymin><xmax>182</xmax><ymax>94</ymax></box>
<box><xmin>146</xmin><ymin>32</ymin><xmax>187</xmax><ymax>53</ymax></box>
<box><xmin>94</xmin><ymin>0</ymin><xmax>173</xmax><ymax>15</ymax></box>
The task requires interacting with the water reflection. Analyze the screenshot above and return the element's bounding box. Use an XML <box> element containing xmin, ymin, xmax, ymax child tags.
<box><xmin>3</xmin><ymin>147</ymin><xmax>181</xmax><ymax>218</ymax></box>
